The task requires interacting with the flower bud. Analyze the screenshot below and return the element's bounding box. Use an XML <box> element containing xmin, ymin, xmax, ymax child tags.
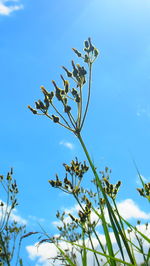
<box><xmin>60</xmin><ymin>74</ymin><xmax>65</xmax><ymax>84</ymax></box>
<box><xmin>77</xmin><ymin>65</ymin><xmax>87</xmax><ymax>76</ymax></box>
<box><xmin>48</xmin><ymin>91</ymin><xmax>54</xmax><ymax>102</ymax></box>
<box><xmin>52</xmin><ymin>115</ymin><xmax>59</xmax><ymax>123</ymax></box>
<box><xmin>71</xmin><ymin>61</ymin><xmax>78</xmax><ymax>77</ymax></box>
<box><xmin>0</xmin><ymin>175</ymin><xmax>4</xmax><ymax>181</ymax></box>
<box><xmin>75</xmin><ymin>94</ymin><xmax>80</xmax><ymax>103</ymax></box>
<box><xmin>62</xmin><ymin>66</ymin><xmax>72</xmax><ymax>77</ymax></box>
<box><xmin>94</xmin><ymin>48</ymin><xmax>99</xmax><ymax>57</ymax></box>
<box><xmin>137</xmin><ymin>188</ymin><xmax>145</xmax><ymax>197</ymax></box>
<box><xmin>72</xmin><ymin>48</ymin><xmax>82</xmax><ymax>57</ymax></box>
<box><xmin>84</xmin><ymin>54</ymin><xmax>90</xmax><ymax>63</ymax></box>
<box><xmin>44</xmin><ymin>96</ymin><xmax>49</xmax><ymax>108</ymax></box>
<box><xmin>84</xmin><ymin>40</ymin><xmax>89</xmax><ymax>48</ymax></box>
<box><xmin>49</xmin><ymin>180</ymin><xmax>56</xmax><ymax>187</ymax></box>
<box><xmin>52</xmin><ymin>80</ymin><xmax>59</xmax><ymax>90</ymax></box>
<box><xmin>64</xmin><ymin>80</ymin><xmax>69</xmax><ymax>93</ymax></box>
<box><xmin>35</xmin><ymin>101</ymin><xmax>41</xmax><ymax>109</ymax></box>
<box><xmin>28</xmin><ymin>105</ymin><xmax>37</xmax><ymax>114</ymax></box>
<box><xmin>41</xmin><ymin>86</ymin><xmax>48</xmax><ymax>96</ymax></box>
<box><xmin>38</xmin><ymin>100</ymin><xmax>46</xmax><ymax>109</ymax></box>
<box><xmin>64</xmin><ymin>105</ymin><xmax>71</xmax><ymax>113</ymax></box>
<box><xmin>71</xmin><ymin>88</ymin><xmax>77</xmax><ymax>96</ymax></box>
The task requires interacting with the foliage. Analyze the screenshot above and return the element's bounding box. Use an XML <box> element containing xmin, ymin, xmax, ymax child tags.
<box><xmin>29</xmin><ymin>39</ymin><xmax>150</xmax><ymax>266</ymax></box>
<box><xmin>0</xmin><ymin>169</ymin><xmax>26</xmax><ymax>266</ymax></box>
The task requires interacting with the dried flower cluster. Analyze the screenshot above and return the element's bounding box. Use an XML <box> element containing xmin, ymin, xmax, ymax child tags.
<box><xmin>28</xmin><ymin>38</ymin><xmax>99</xmax><ymax>135</ymax></box>
<box><xmin>92</xmin><ymin>167</ymin><xmax>122</xmax><ymax>200</ymax></box>
<box><xmin>69</xmin><ymin>197</ymin><xmax>92</xmax><ymax>226</ymax></box>
<box><xmin>137</xmin><ymin>182</ymin><xmax>150</xmax><ymax>200</ymax></box>
<box><xmin>49</xmin><ymin>158</ymin><xmax>89</xmax><ymax>195</ymax></box>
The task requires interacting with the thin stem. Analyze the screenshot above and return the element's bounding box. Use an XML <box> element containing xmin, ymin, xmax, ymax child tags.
<box><xmin>80</xmin><ymin>62</ymin><xmax>92</xmax><ymax>131</ymax></box>
<box><xmin>113</xmin><ymin>199</ymin><xmax>125</xmax><ymax>233</ymax></box>
<box><xmin>59</xmin><ymin>188</ymin><xmax>72</xmax><ymax>194</ymax></box>
<box><xmin>67</xmin><ymin>112</ymin><xmax>76</xmax><ymax>129</ymax></box>
<box><xmin>73</xmin><ymin>194</ymin><xmax>84</xmax><ymax>212</ymax></box>
<box><xmin>44</xmin><ymin>113</ymin><xmax>75</xmax><ymax>133</ymax></box>
<box><xmin>74</xmin><ymin>192</ymin><xmax>106</xmax><ymax>259</ymax></box>
<box><xmin>66</xmin><ymin>95</ymin><xmax>75</xmax><ymax>101</ymax></box>
<box><xmin>92</xmin><ymin>227</ymin><xmax>106</xmax><ymax>255</ymax></box>
<box><xmin>88</xmin><ymin>233</ymin><xmax>100</xmax><ymax>266</ymax></box>
<box><xmin>78</xmin><ymin>85</ymin><xmax>82</xmax><ymax>128</ymax></box>
<box><xmin>68</xmin><ymin>112</ymin><xmax>76</xmax><ymax>126</ymax></box>
<box><xmin>135</xmin><ymin>234</ymin><xmax>147</xmax><ymax>265</ymax></box>
<box><xmin>81</xmin><ymin>228</ymin><xmax>87</xmax><ymax>266</ymax></box>
<box><xmin>59</xmin><ymin>99</ymin><xmax>76</xmax><ymax>129</ymax></box>
<box><xmin>51</xmin><ymin>103</ymin><xmax>71</xmax><ymax>129</ymax></box>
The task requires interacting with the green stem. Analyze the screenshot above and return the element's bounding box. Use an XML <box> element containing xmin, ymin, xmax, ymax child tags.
<box><xmin>78</xmin><ymin>85</ymin><xmax>82</xmax><ymax>128</ymax></box>
<box><xmin>81</xmin><ymin>227</ymin><xmax>87</xmax><ymax>266</ymax></box>
<box><xmin>51</xmin><ymin>103</ymin><xmax>71</xmax><ymax>129</ymax></box>
<box><xmin>45</xmin><ymin>112</ymin><xmax>75</xmax><ymax>133</ymax></box>
<box><xmin>74</xmin><ymin>194</ymin><xmax>101</xmax><ymax>265</ymax></box>
<box><xmin>88</xmin><ymin>233</ymin><xmax>100</xmax><ymax>266</ymax></box>
<box><xmin>80</xmin><ymin>62</ymin><xmax>92</xmax><ymax>131</ymax></box>
<box><xmin>78</xmin><ymin>133</ymin><xmax>136</xmax><ymax>265</ymax></box>
<box><xmin>74</xmin><ymin>193</ymin><xmax>108</xmax><ymax>264</ymax></box>
<box><xmin>77</xmin><ymin>133</ymin><xmax>116</xmax><ymax>265</ymax></box>
<box><xmin>67</xmin><ymin>112</ymin><xmax>76</xmax><ymax>129</ymax></box>
<box><xmin>68</xmin><ymin>111</ymin><xmax>76</xmax><ymax>126</ymax></box>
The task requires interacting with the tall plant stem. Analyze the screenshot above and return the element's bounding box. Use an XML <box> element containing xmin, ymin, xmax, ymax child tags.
<box><xmin>77</xmin><ymin>133</ymin><xmax>116</xmax><ymax>266</ymax></box>
<box><xmin>77</xmin><ymin>133</ymin><xmax>136</xmax><ymax>265</ymax></box>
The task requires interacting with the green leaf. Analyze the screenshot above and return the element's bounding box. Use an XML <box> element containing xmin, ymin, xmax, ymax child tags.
<box><xmin>63</xmin><ymin>240</ymin><xmax>134</xmax><ymax>266</ymax></box>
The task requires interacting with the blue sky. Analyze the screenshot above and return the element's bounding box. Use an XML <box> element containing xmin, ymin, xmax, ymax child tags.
<box><xmin>0</xmin><ymin>0</ymin><xmax>150</xmax><ymax>265</ymax></box>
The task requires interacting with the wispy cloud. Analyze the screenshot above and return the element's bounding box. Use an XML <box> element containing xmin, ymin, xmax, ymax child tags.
<box><xmin>26</xmin><ymin>199</ymin><xmax>150</xmax><ymax>264</ymax></box>
<box><xmin>52</xmin><ymin>199</ymin><xmax>150</xmax><ymax>228</ymax></box>
<box><xmin>0</xmin><ymin>0</ymin><xmax>23</xmax><ymax>16</ymax></box>
<box><xmin>28</xmin><ymin>215</ymin><xmax>45</xmax><ymax>223</ymax></box>
<box><xmin>26</xmin><ymin>223</ymin><xmax>150</xmax><ymax>265</ymax></box>
<box><xmin>117</xmin><ymin>198</ymin><xmax>150</xmax><ymax>219</ymax></box>
<box><xmin>136</xmin><ymin>105</ymin><xmax>150</xmax><ymax>118</ymax></box>
<box><xmin>59</xmin><ymin>140</ymin><xmax>74</xmax><ymax>150</ymax></box>
<box><xmin>0</xmin><ymin>200</ymin><xmax>27</xmax><ymax>224</ymax></box>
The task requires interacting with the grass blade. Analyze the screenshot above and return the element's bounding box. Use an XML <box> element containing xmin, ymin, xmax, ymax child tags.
<box><xmin>63</xmin><ymin>239</ymin><xmax>134</xmax><ymax>266</ymax></box>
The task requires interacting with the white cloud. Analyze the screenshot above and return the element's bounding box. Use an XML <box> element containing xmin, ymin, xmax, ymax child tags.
<box><xmin>52</xmin><ymin>199</ymin><xmax>150</xmax><ymax>229</ymax></box>
<box><xmin>10</xmin><ymin>208</ymin><xmax>27</xmax><ymax>224</ymax></box>
<box><xmin>27</xmin><ymin>199</ymin><xmax>150</xmax><ymax>265</ymax></box>
<box><xmin>26</xmin><ymin>223</ymin><xmax>150</xmax><ymax>265</ymax></box>
<box><xmin>59</xmin><ymin>140</ymin><xmax>74</xmax><ymax>150</ymax></box>
<box><xmin>117</xmin><ymin>199</ymin><xmax>150</xmax><ymax>220</ymax></box>
<box><xmin>28</xmin><ymin>215</ymin><xmax>45</xmax><ymax>223</ymax></box>
<box><xmin>26</xmin><ymin>241</ymin><xmax>71</xmax><ymax>266</ymax></box>
<box><xmin>0</xmin><ymin>0</ymin><xmax>23</xmax><ymax>16</ymax></box>
<box><xmin>0</xmin><ymin>200</ymin><xmax>27</xmax><ymax>225</ymax></box>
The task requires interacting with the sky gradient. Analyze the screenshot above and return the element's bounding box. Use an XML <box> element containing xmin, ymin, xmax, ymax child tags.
<box><xmin>0</xmin><ymin>0</ymin><xmax>150</xmax><ymax>265</ymax></box>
